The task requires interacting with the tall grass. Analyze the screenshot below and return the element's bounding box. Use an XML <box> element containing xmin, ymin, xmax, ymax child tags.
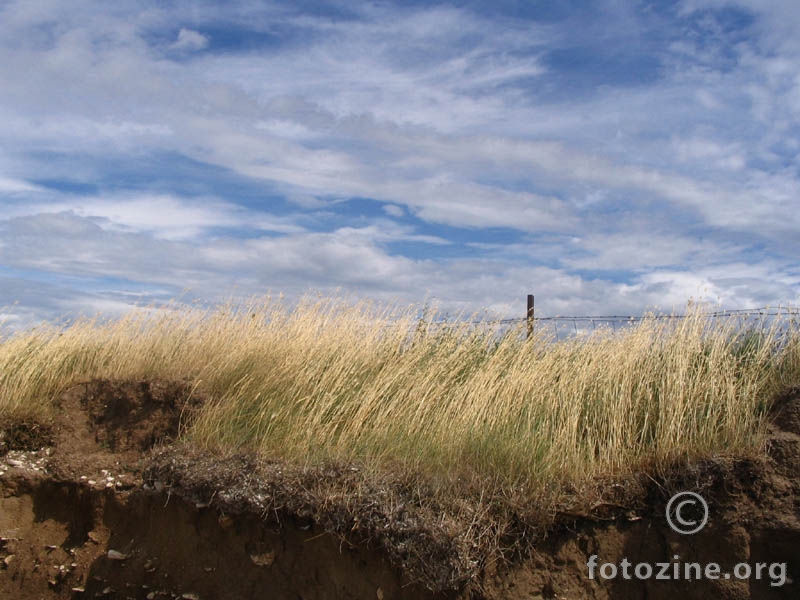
<box><xmin>1</xmin><ymin>297</ymin><xmax>798</xmax><ymax>499</ymax></box>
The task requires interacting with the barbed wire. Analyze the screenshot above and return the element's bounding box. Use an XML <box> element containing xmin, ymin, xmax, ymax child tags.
<box><xmin>429</xmin><ymin>306</ymin><xmax>800</xmax><ymax>326</ymax></box>
<box><xmin>417</xmin><ymin>307</ymin><xmax>800</xmax><ymax>342</ymax></box>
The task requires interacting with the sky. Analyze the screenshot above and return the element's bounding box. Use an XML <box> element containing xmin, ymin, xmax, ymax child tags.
<box><xmin>1</xmin><ymin>0</ymin><xmax>799</xmax><ymax>329</ymax></box>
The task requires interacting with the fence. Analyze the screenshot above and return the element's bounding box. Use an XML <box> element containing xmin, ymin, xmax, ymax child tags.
<box><xmin>426</xmin><ymin>295</ymin><xmax>800</xmax><ymax>342</ymax></box>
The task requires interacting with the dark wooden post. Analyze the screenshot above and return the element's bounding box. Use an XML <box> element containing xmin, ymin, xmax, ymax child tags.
<box><xmin>526</xmin><ymin>294</ymin><xmax>534</xmax><ymax>339</ymax></box>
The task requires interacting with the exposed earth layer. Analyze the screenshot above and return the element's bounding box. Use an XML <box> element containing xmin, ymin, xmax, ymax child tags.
<box><xmin>1</xmin><ymin>380</ymin><xmax>798</xmax><ymax>599</ymax></box>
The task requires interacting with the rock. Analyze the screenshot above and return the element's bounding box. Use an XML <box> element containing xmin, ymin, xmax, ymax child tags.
<box><xmin>249</xmin><ymin>551</ymin><xmax>275</xmax><ymax>567</ymax></box>
<box><xmin>107</xmin><ymin>549</ymin><xmax>129</xmax><ymax>560</ymax></box>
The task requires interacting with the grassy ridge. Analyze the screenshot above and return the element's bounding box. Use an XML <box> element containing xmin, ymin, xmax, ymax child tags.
<box><xmin>1</xmin><ymin>297</ymin><xmax>798</xmax><ymax>500</ymax></box>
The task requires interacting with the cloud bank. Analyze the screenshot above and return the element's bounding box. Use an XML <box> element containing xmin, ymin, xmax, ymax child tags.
<box><xmin>1</xmin><ymin>0</ymin><xmax>798</xmax><ymax>328</ymax></box>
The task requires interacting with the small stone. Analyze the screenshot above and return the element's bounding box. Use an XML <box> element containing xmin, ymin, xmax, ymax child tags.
<box><xmin>7</xmin><ymin>459</ymin><xmax>24</xmax><ymax>468</ymax></box>
<box><xmin>376</xmin><ymin>587</ymin><xmax>384</xmax><ymax>600</ymax></box>
<box><xmin>71</xmin><ymin>587</ymin><xmax>85</xmax><ymax>593</ymax></box>
<box><xmin>146</xmin><ymin>594</ymin><xmax>155</xmax><ymax>600</ymax></box>
<box><xmin>87</xmin><ymin>480</ymin><xmax>96</xmax><ymax>486</ymax></box>
<box><xmin>4</xmin><ymin>554</ymin><xmax>15</xmax><ymax>567</ymax></box>
<box><xmin>107</xmin><ymin>549</ymin><xmax>129</xmax><ymax>561</ymax></box>
<box><xmin>181</xmin><ymin>593</ymin><xmax>201</xmax><ymax>600</ymax></box>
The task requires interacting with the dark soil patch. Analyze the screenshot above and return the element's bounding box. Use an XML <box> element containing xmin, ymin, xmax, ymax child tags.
<box><xmin>0</xmin><ymin>419</ymin><xmax>53</xmax><ymax>455</ymax></box>
<box><xmin>769</xmin><ymin>385</ymin><xmax>800</xmax><ymax>435</ymax></box>
<box><xmin>79</xmin><ymin>379</ymin><xmax>202</xmax><ymax>453</ymax></box>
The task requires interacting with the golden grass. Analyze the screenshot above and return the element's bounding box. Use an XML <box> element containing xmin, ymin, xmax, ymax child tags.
<box><xmin>2</xmin><ymin>297</ymin><xmax>798</xmax><ymax>501</ymax></box>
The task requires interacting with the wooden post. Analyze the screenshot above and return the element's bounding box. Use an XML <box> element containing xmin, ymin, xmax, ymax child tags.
<box><xmin>526</xmin><ymin>294</ymin><xmax>534</xmax><ymax>339</ymax></box>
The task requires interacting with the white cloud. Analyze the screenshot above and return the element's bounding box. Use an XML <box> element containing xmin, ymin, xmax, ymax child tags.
<box><xmin>2</xmin><ymin>195</ymin><xmax>306</xmax><ymax>241</ymax></box>
<box><xmin>672</xmin><ymin>137</ymin><xmax>746</xmax><ymax>171</ymax></box>
<box><xmin>0</xmin><ymin>176</ymin><xmax>45</xmax><ymax>193</ymax></box>
<box><xmin>631</xmin><ymin>263</ymin><xmax>800</xmax><ymax>309</ymax></box>
<box><xmin>383</xmin><ymin>204</ymin><xmax>405</xmax><ymax>218</ymax></box>
<box><xmin>170</xmin><ymin>28</ymin><xmax>209</xmax><ymax>52</ymax></box>
<box><xmin>561</xmin><ymin>232</ymin><xmax>729</xmax><ymax>272</ymax></box>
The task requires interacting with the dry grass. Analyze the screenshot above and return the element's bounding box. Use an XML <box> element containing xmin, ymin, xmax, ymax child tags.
<box><xmin>4</xmin><ymin>297</ymin><xmax>799</xmax><ymax>588</ymax></box>
<box><xmin>2</xmin><ymin>297</ymin><xmax>798</xmax><ymax>502</ymax></box>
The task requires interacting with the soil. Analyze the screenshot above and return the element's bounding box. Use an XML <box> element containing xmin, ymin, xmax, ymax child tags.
<box><xmin>1</xmin><ymin>380</ymin><xmax>798</xmax><ymax>599</ymax></box>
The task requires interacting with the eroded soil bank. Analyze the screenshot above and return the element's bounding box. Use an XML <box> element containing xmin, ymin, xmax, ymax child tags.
<box><xmin>1</xmin><ymin>380</ymin><xmax>798</xmax><ymax>599</ymax></box>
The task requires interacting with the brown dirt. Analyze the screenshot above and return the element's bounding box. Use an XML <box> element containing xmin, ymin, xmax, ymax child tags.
<box><xmin>1</xmin><ymin>380</ymin><xmax>798</xmax><ymax>599</ymax></box>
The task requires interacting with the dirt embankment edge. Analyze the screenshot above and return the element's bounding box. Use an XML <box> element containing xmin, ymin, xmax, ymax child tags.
<box><xmin>1</xmin><ymin>380</ymin><xmax>799</xmax><ymax>599</ymax></box>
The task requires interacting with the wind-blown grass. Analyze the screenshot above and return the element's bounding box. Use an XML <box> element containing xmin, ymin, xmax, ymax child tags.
<box><xmin>1</xmin><ymin>297</ymin><xmax>798</xmax><ymax>500</ymax></box>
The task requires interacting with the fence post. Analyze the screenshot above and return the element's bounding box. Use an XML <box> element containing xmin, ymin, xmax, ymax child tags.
<box><xmin>527</xmin><ymin>294</ymin><xmax>534</xmax><ymax>339</ymax></box>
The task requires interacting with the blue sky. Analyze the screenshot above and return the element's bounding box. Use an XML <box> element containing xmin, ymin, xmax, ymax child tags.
<box><xmin>1</xmin><ymin>0</ymin><xmax>799</xmax><ymax>328</ymax></box>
